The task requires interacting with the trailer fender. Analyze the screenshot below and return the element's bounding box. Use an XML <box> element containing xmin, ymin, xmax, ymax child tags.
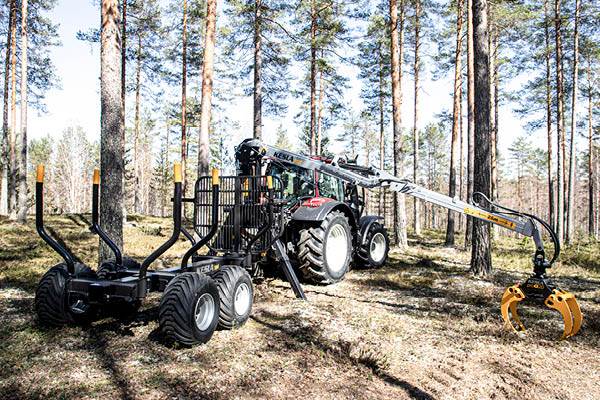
<box><xmin>292</xmin><ymin>201</ymin><xmax>357</xmax><ymax>229</ymax></box>
<box><xmin>358</xmin><ymin>216</ymin><xmax>384</xmax><ymax>246</ymax></box>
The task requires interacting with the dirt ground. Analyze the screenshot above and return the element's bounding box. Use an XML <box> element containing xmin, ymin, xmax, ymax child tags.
<box><xmin>1</xmin><ymin>214</ymin><xmax>599</xmax><ymax>400</ymax></box>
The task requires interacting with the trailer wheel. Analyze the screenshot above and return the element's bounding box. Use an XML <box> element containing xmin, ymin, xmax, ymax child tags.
<box><xmin>35</xmin><ymin>263</ymin><xmax>97</xmax><ymax>326</ymax></box>
<box><xmin>158</xmin><ymin>272</ymin><xmax>219</xmax><ymax>346</ymax></box>
<box><xmin>298</xmin><ymin>210</ymin><xmax>352</xmax><ymax>284</ymax></box>
<box><xmin>97</xmin><ymin>259</ymin><xmax>141</xmax><ymax>319</ymax></box>
<box><xmin>210</xmin><ymin>266</ymin><xmax>253</xmax><ymax>329</ymax></box>
<box><xmin>356</xmin><ymin>222</ymin><xmax>389</xmax><ymax>268</ymax></box>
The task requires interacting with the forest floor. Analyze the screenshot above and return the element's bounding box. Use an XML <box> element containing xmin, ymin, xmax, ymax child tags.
<box><xmin>1</xmin><ymin>214</ymin><xmax>600</xmax><ymax>400</ymax></box>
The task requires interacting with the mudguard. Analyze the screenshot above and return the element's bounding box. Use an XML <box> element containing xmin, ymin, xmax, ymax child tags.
<box><xmin>292</xmin><ymin>201</ymin><xmax>357</xmax><ymax>228</ymax></box>
<box><xmin>358</xmin><ymin>216</ymin><xmax>384</xmax><ymax>246</ymax></box>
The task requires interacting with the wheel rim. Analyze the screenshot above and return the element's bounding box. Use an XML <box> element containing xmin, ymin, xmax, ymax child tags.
<box><xmin>194</xmin><ymin>293</ymin><xmax>215</xmax><ymax>331</ymax></box>
<box><xmin>234</xmin><ymin>282</ymin><xmax>252</xmax><ymax>316</ymax></box>
<box><xmin>326</xmin><ymin>223</ymin><xmax>349</xmax><ymax>274</ymax></box>
<box><xmin>369</xmin><ymin>232</ymin><xmax>387</xmax><ymax>263</ymax></box>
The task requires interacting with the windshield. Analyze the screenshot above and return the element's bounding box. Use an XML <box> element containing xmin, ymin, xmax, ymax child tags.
<box><xmin>269</xmin><ymin>163</ymin><xmax>314</xmax><ymax>201</ymax></box>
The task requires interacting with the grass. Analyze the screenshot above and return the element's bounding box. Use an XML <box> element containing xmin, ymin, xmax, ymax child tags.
<box><xmin>1</xmin><ymin>214</ymin><xmax>600</xmax><ymax>399</ymax></box>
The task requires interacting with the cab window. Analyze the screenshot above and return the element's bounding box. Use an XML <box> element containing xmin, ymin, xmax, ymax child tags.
<box><xmin>318</xmin><ymin>173</ymin><xmax>343</xmax><ymax>200</ymax></box>
<box><xmin>269</xmin><ymin>164</ymin><xmax>314</xmax><ymax>200</ymax></box>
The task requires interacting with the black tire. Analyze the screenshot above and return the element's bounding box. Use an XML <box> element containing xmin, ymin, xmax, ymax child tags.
<box><xmin>355</xmin><ymin>222</ymin><xmax>389</xmax><ymax>268</ymax></box>
<box><xmin>34</xmin><ymin>263</ymin><xmax>97</xmax><ymax>326</ymax></box>
<box><xmin>298</xmin><ymin>210</ymin><xmax>352</xmax><ymax>284</ymax></box>
<box><xmin>158</xmin><ymin>272</ymin><xmax>220</xmax><ymax>346</ymax></box>
<box><xmin>210</xmin><ymin>266</ymin><xmax>253</xmax><ymax>330</ymax></box>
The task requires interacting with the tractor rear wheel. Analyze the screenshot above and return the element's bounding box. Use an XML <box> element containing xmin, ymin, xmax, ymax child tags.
<box><xmin>158</xmin><ymin>272</ymin><xmax>220</xmax><ymax>346</ymax></box>
<box><xmin>35</xmin><ymin>263</ymin><xmax>97</xmax><ymax>326</ymax></box>
<box><xmin>298</xmin><ymin>210</ymin><xmax>352</xmax><ymax>284</ymax></box>
<box><xmin>210</xmin><ymin>266</ymin><xmax>253</xmax><ymax>329</ymax></box>
<box><xmin>355</xmin><ymin>222</ymin><xmax>389</xmax><ymax>268</ymax></box>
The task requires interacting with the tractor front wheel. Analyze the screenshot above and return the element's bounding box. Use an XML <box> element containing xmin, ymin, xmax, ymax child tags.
<box><xmin>356</xmin><ymin>222</ymin><xmax>389</xmax><ymax>268</ymax></box>
<box><xmin>298</xmin><ymin>210</ymin><xmax>352</xmax><ymax>284</ymax></box>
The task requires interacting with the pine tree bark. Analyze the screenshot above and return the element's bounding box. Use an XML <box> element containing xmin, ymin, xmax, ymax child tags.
<box><xmin>316</xmin><ymin>65</ymin><xmax>324</xmax><ymax>155</ymax></box>
<box><xmin>133</xmin><ymin>34</ymin><xmax>141</xmax><ymax>214</ymax></box>
<box><xmin>16</xmin><ymin>0</ymin><xmax>28</xmax><ymax>223</ymax></box>
<box><xmin>586</xmin><ymin>59</ymin><xmax>595</xmax><ymax>239</ymax></box>
<box><xmin>8</xmin><ymin>0</ymin><xmax>17</xmax><ymax>218</ymax></box>
<box><xmin>390</xmin><ymin>0</ymin><xmax>408</xmax><ymax>248</ymax></box>
<box><xmin>253</xmin><ymin>0</ymin><xmax>262</xmax><ymax>141</ymax></box>
<box><xmin>445</xmin><ymin>0</ymin><xmax>464</xmax><ymax>247</ymax></box>
<box><xmin>309</xmin><ymin>0</ymin><xmax>317</xmax><ymax>155</ymax></box>
<box><xmin>489</xmin><ymin>15</ymin><xmax>498</xmax><ymax>203</ymax></box>
<box><xmin>470</xmin><ymin>0</ymin><xmax>492</xmax><ymax>276</ymax></box>
<box><xmin>198</xmin><ymin>0</ymin><xmax>217</xmax><ymax>176</ymax></box>
<box><xmin>378</xmin><ymin>44</ymin><xmax>385</xmax><ymax>214</ymax></box>
<box><xmin>181</xmin><ymin>0</ymin><xmax>188</xmax><ymax>189</ymax></box>
<box><xmin>554</xmin><ymin>0</ymin><xmax>565</xmax><ymax>244</ymax></box>
<box><xmin>544</xmin><ymin>0</ymin><xmax>554</xmax><ymax>229</ymax></box>
<box><xmin>1</xmin><ymin>0</ymin><xmax>16</xmax><ymax>215</ymax></box>
<box><xmin>100</xmin><ymin>0</ymin><xmax>124</xmax><ymax>261</ymax></box>
<box><xmin>121</xmin><ymin>0</ymin><xmax>126</xmax><ymax>126</ymax></box>
<box><xmin>465</xmin><ymin>0</ymin><xmax>475</xmax><ymax>247</ymax></box>
<box><xmin>566</xmin><ymin>0</ymin><xmax>579</xmax><ymax>244</ymax></box>
<box><xmin>413</xmin><ymin>0</ymin><xmax>421</xmax><ymax>236</ymax></box>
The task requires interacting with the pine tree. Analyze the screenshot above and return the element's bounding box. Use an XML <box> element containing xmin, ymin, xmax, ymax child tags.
<box><xmin>470</xmin><ymin>0</ymin><xmax>492</xmax><ymax>276</ymax></box>
<box><xmin>100</xmin><ymin>0</ymin><xmax>124</xmax><ymax>261</ymax></box>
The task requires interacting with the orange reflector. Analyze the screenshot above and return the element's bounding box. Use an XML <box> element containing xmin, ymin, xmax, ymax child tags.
<box><xmin>93</xmin><ymin>168</ymin><xmax>100</xmax><ymax>185</ymax></box>
<box><xmin>267</xmin><ymin>176</ymin><xmax>273</xmax><ymax>189</ymax></box>
<box><xmin>174</xmin><ymin>163</ymin><xmax>182</xmax><ymax>183</ymax></box>
<box><xmin>212</xmin><ymin>168</ymin><xmax>220</xmax><ymax>185</ymax></box>
<box><xmin>36</xmin><ymin>165</ymin><xmax>45</xmax><ymax>183</ymax></box>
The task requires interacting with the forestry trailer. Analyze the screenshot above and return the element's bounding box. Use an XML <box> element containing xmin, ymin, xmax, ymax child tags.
<box><xmin>32</xmin><ymin>138</ymin><xmax>582</xmax><ymax>347</ymax></box>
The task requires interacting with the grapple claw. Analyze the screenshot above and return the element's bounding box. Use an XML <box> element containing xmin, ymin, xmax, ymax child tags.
<box><xmin>501</xmin><ymin>285</ymin><xmax>526</xmax><ymax>332</ymax></box>
<box><xmin>544</xmin><ymin>289</ymin><xmax>582</xmax><ymax>339</ymax></box>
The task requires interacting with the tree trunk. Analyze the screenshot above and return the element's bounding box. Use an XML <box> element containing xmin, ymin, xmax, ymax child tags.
<box><xmin>8</xmin><ymin>0</ymin><xmax>17</xmax><ymax>218</ymax></box>
<box><xmin>133</xmin><ymin>34</ymin><xmax>141</xmax><ymax>214</ymax></box>
<box><xmin>390</xmin><ymin>0</ymin><xmax>408</xmax><ymax>248</ymax></box>
<box><xmin>378</xmin><ymin>43</ymin><xmax>385</xmax><ymax>215</ymax></box>
<box><xmin>253</xmin><ymin>0</ymin><xmax>262</xmax><ymax>141</ymax></box>
<box><xmin>198</xmin><ymin>0</ymin><xmax>217</xmax><ymax>176</ymax></box>
<box><xmin>566</xmin><ymin>0</ymin><xmax>579</xmax><ymax>244</ymax></box>
<box><xmin>309</xmin><ymin>0</ymin><xmax>317</xmax><ymax>155</ymax></box>
<box><xmin>470</xmin><ymin>0</ymin><xmax>492</xmax><ymax>276</ymax></box>
<box><xmin>121</xmin><ymin>0</ymin><xmax>126</xmax><ymax>126</ymax></box>
<box><xmin>489</xmin><ymin>16</ymin><xmax>498</xmax><ymax>203</ymax></box>
<box><xmin>465</xmin><ymin>0</ymin><xmax>475</xmax><ymax>247</ymax></box>
<box><xmin>100</xmin><ymin>0</ymin><xmax>124</xmax><ymax>261</ymax></box>
<box><xmin>413</xmin><ymin>0</ymin><xmax>421</xmax><ymax>236</ymax></box>
<box><xmin>181</xmin><ymin>0</ymin><xmax>188</xmax><ymax>190</ymax></box>
<box><xmin>544</xmin><ymin>0</ymin><xmax>554</xmax><ymax>229</ymax></box>
<box><xmin>445</xmin><ymin>0</ymin><xmax>464</xmax><ymax>247</ymax></box>
<box><xmin>587</xmin><ymin>59</ymin><xmax>595</xmax><ymax>239</ymax></box>
<box><xmin>554</xmin><ymin>0</ymin><xmax>565</xmax><ymax>244</ymax></box>
<box><xmin>316</xmin><ymin>63</ymin><xmax>324</xmax><ymax>155</ymax></box>
<box><xmin>1</xmin><ymin>0</ymin><xmax>16</xmax><ymax>215</ymax></box>
<box><xmin>16</xmin><ymin>0</ymin><xmax>28</xmax><ymax>223</ymax></box>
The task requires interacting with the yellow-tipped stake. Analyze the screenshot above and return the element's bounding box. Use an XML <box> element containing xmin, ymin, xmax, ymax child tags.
<box><xmin>36</xmin><ymin>165</ymin><xmax>45</xmax><ymax>183</ymax></box>
<box><xmin>174</xmin><ymin>163</ymin><xmax>182</xmax><ymax>183</ymax></box>
<box><xmin>266</xmin><ymin>176</ymin><xmax>273</xmax><ymax>190</ymax></box>
<box><xmin>93</xmin><ymin>168</ymin><xmax>100</xmax><ymax>185</ymax></box>
<box><xmin>211</xmin><ymin>168</ymin><xmax>220</xmax><ymax>186</ymax></box>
